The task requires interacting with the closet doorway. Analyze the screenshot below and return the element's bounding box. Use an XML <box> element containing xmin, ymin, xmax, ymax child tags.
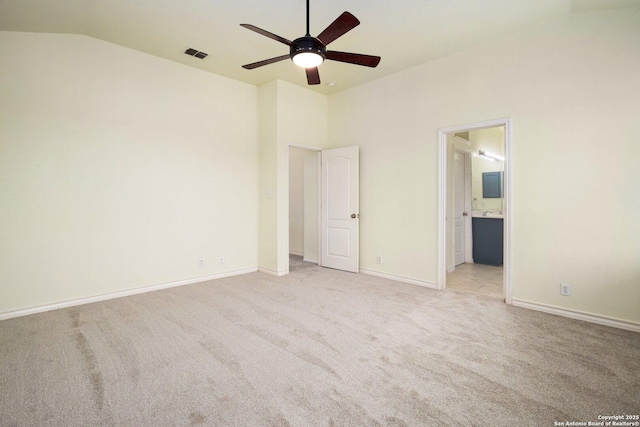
<box><xmin>288</xmin><ymin>145</ymin><xmax>320</xmax><ymax>271</ymax></box>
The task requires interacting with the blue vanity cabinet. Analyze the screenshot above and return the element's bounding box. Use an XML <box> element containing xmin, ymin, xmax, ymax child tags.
<box><xmin>472</xmin><ymin>217</ymin><xmax>503</xmax><ymax>266</ymax></box>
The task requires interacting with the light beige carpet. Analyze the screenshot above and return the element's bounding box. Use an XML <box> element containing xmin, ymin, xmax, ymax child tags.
<box><xmin>0</xmin><ymin>257</ymin><xmax>638</xmax><ymax>426</ymax></box>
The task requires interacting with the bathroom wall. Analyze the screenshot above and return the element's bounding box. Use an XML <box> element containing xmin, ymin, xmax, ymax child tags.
<box><xmin>470</xmin><ymin>127</ymin><xmax>504</xmax><ymax>211</ymax></box>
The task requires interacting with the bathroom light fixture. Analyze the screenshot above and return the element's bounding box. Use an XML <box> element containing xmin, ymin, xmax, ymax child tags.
<box><xmin>478</xmin><ymin>150</ymin><xmax>504</xmax><ymax>162</ymax></box>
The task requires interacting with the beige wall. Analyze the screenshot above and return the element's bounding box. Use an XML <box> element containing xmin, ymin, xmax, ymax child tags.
<box><xmin>329</xmin><ymin>9</ymin><xmax>640</xmax><ymax>324</ymax></box>
<box><xmin>289</xmin><ymin>148</ymin><xmax>305</xmax><ymax>255</ymax></box>
<box><xmin>2</xmin><ymin>8</ymin><xmax>638</xmax><ymax>327</ymax></box>
<box><xmin>0</xmin><ymin>32</ymin><xmax>259</xmax><ymax>314</ymax></box>
<box><xmin>277</xmin><ymin>81</ymin><xmax>327</xmax><ymax>272</ymax></box>
<box><xmin>303</xmin><ymin>151</ymin><xmax>319</xmax><ymax>262</ymax></box>
<box><xmin>257</xmin><ymin>81</ymin><xmax>278</xmax><ymax>274</ymax></box>
<box><xmin>257</xmin><ymin>80</ymin><xmax>327</xmax><ymax>275</ymax></box>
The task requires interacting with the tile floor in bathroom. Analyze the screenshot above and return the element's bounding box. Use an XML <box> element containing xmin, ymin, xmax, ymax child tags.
<box><xmin>446</xmin><ymin>262</ymin><xmax>503</xmax><ymax>300</ymax></box>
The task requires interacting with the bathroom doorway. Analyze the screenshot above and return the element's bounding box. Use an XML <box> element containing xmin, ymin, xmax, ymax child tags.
<box><xmin>438</xmin><ymin>119</ymin><xmax>512</xmax><ymax>303</ymax></box>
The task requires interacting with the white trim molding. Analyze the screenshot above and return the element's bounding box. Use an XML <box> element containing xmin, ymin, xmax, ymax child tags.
<box><xmin>512</xmin><ymin>299</ymin><xmax>640</xmax><ymax>333</ymax></box>
<box><xmin>288</xmin><ymin>142</ymin><xmax>322</xmax><ymax>151</ymax></box>
<box><xmin>289</xmin><ymin>250</ymin><xmax>304</xmax><ymax>257</ymax></box>
<box><xmin>0</xmin><ymin>267</ymin><xmax>259</xmax><ymax>321</ymax></box>
<box><xmin>302</xmin><ymin>257</ymin><xmax>318</xmax><ymax>264</ymax></box>
<box><xmin>258</xmin><ymin>267</ymin><xmax>288</xmax><ymax>277</ymax></box>
<box><xmin>454</xmin><ymin>135</ymin><xmax>471</xmax><ymax>145</ymax></box>
<box><xmin>360</xmin><ymin>268</ymin><xmax>438</xmax><ymax>290</ymax></box>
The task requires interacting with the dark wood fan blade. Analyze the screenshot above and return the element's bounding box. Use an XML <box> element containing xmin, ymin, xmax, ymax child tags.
<box><xmin>316</xmin><ymin>12</ymin><xmax>360</xmax><ymax>46</ymax></box>
<box><xmin>242</xmin><ymin>54</ymin><xmax>290</xmax><ymax>70</ymax></box>
<box><xmin>306</xmin><ymin>67</ymin><xmax>321</xmax><ymax>85</ymax></box>
<box><xmin>240</xmin><ymin>24</ymin><xmax>292</xmax><ymax>46</ymax></box>
<box><xmin>326</xmin><ymin>50</ymin><xmax>381</xmax><ymax>67</ymax></box>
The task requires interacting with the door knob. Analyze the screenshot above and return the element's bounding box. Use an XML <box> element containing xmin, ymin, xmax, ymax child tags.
<box><xmin>462</xmin><ymin>212</ymin><xmax>468</xmax><ymax>216</ymax></box>
<box><xmin>351</xmin><ymin>213</ymin><xmax>357</xmax><ymax>218</ymax></box>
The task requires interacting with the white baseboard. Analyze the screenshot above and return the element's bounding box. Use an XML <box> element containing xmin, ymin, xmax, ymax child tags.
<box><xmin>289</xmin><ymin>250</ymin><xmax>304</xmax><ymax>257</ymax></box>
<box><xmin>302</xmin><ymin>257</ymin><xmax>318</xmax><ymax>264</ymax></box>
<box><xmin>0</xmin><ymin>267</ymin><xmax>258</xmax><ymax>321</ymax></box>
<box><xmin>511</xmin><ymin>298</ymin><xmax>640</xmax><ymax>333</ymax></box>
<box><xmin>360</xmin><ymin>268</ymin><xmax>438</xmax><ymax>290</ymax></box>
<box><xmin>258</xmin><ymin>267</ymin><xmax>288</xmax><ymax>277</ymax></box>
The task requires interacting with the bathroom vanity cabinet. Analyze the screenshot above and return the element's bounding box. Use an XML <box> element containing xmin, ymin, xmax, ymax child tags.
<box><xmin>472</xmin><ymin>217</ymin><xmax>503</xmax><ymax>266</ymax></box>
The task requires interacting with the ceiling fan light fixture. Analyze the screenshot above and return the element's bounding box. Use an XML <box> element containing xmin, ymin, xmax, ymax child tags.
<box><xmin>292</xmin><ymin>52</ymin><xmax>324</xmax><ymax>68</ymax></box>
<box><xmin>290</xmin><ymin>36</ymin><xmax>326</xmax><ymax>68</ymax></box>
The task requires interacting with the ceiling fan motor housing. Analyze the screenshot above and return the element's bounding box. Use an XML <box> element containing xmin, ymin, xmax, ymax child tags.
<box><xmin>290</xmin><ymin>36</ymin><xmax>327</xmax><ymax>61</ymax></box>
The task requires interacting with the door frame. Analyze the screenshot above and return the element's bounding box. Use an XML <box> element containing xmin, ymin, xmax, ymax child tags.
<box><xmin>437</xmin><ymin>118</ymin><xmax>513</xmax><ymax>304</ymax></box>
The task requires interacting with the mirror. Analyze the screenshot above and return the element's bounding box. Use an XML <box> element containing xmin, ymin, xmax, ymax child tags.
<box><xmin>482</xmin><ymin>172</ymin><xmax>502</xmax><ymax>198</ymax></box>
<box><xmin>472</xmin><ymin>154</ymin><xmax>503</xmax><ymax>210</ymax></box>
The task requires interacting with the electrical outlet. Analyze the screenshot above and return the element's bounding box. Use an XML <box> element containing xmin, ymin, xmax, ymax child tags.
<box><xmin>560</xmin><ymin>283</ymin><xmax>571</xmax><ymax>296</ymax></box>
<box><xmin>219</xmin><ymin>256</ymin><xmax>225</xmax><ymax>264</ymax></box>
<box><xmin>198</xmin><ymin>259</ymin><xmax>204</xmax><ymax>268</ymax></box>
<box><xmin>377</xmin><ymin>255</ymin><xmax>383</xmax><ymax>264</ymax></box>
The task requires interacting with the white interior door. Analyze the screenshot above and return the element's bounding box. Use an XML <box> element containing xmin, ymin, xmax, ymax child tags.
<box><xmin>454</xmin><ymin>150</ymin><xmax>467</xmax><ymax>266</ymax></box>
<box><xmin>321</xmin><ymin>146</ymin><xmax>359</xmax><ymax>272</ymax></box>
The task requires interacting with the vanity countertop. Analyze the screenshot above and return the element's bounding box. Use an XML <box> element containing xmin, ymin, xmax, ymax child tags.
<box><xmin>472</xmin><ymin>211</ymin><xmax>504</xmax><ymax>219</ymax></box>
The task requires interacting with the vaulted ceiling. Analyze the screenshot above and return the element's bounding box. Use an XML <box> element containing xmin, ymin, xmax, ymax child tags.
<box><xmin>2</xmin><ymin>0</ymin><xmax>639</xmax><ymax>94</ymax></box>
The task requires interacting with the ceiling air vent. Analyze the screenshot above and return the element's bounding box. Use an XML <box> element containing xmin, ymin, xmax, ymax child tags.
<box><xmin>184</xmin><ymin>48</ymin><xmax>208</xmax><ymax>59</ymax></box>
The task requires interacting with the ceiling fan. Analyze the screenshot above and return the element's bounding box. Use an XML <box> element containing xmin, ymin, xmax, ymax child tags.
<box><xmin>240</xmin><ymin>0</ymin><xmax>381</xmax><ymax>85</ymax></box>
